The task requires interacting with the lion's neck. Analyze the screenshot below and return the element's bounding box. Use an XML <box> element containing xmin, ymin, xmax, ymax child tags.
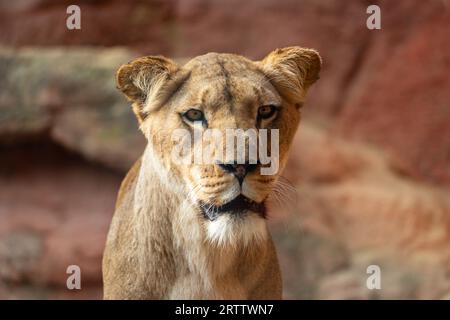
<box><xmin>131</xmin><ymin>145</ymin><xmax>269</xmax><ymax>298</ymax></box>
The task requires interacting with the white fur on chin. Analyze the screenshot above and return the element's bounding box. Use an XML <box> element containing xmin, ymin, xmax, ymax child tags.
<box><xmin>205</xmin><ymin>212</ymin><xmax>268</xmax><ymax>248</ymax></box>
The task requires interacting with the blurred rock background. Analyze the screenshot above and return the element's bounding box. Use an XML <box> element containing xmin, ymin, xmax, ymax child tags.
<box><xmin>0</xmin><ymin>0</ymin><xmax>449</xmax><ymax>299</ymax></box>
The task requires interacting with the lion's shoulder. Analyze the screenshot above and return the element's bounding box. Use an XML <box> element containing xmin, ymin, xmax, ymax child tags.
<box><xmin>115</xmin><ymin>157</ymin><xmax>142</xmax><ymax>209</ymax></box>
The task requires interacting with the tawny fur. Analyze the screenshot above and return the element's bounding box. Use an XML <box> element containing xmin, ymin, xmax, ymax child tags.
<box><xmin>103</xmin><ymin>47</ymin><xmax>321</xmax><ymax>299</ymax></box>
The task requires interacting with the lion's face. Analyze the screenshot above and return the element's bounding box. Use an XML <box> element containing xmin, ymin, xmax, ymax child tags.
<box><xmin>116</xmin><ymin>48</ymin><xmax>321</xmax><ymax>243</ymax></box>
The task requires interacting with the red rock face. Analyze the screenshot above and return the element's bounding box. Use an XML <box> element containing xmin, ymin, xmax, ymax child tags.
<box><xmin>0</xmin><ymin>0</ymin><xmax>449</xmax><ymax>299</ymax></box>
<box><xmin>335</xmin><ymin>1</ymin><xmax>450</xmax><ymax>185</ymax></box>
<box><xmin>281</xmin><ymin>123</ymin><xmax>450</xmax><ymax>299</ymax></box>
<box><xmin>0</xmin><ymin>0</ymin><xmax>173</xmax><ymax>50</ymax></box>
<box><xmin>0</xmin><ymin>141</ymin><xmax>120</xmax><ymax>299</ymax></box>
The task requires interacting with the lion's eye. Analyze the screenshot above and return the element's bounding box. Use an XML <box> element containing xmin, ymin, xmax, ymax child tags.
<box><xmin>183</xmin><ymin>109</ymin><xmax>204</xmax><ymax>122</ymax></box>
<box><xmin>258</xmin><ymin>105</ymin><xmax>278</xmax><ymax>119</ymax></box>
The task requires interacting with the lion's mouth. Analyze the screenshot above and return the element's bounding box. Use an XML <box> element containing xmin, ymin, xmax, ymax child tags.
<box><xmin>199</xmin><ymin>195</ymin><xmax>266</xmax><ymax>221</ymax></box>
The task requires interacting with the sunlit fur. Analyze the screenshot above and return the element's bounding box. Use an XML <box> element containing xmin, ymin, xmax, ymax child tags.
<box><xmin>103</xmin><ymin>47</ymin><xmax>321</xmax><ymax>299</ymax></box>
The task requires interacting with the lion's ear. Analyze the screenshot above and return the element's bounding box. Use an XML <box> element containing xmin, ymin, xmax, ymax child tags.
<box><xmin>116</xmin><ymin>56</ymin><xmax>179</xmax><ymax>123</ymax></box>
<box><xmin>259</xmin><ymin>47</ymin><xmax>322</xmax><ymax>106</ymax></box>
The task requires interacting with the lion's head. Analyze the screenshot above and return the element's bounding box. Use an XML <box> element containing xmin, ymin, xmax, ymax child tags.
<box><xmin>116</xmin><ymin>47</ymin><xmax>321</xmax><ymax>245</ymax></box>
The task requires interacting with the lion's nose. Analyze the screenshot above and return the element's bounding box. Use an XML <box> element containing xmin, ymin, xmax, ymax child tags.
<box><xmin>217</xmin><ymin>162</ymin><xmax>258</xmax><ymax>184</ymax></box>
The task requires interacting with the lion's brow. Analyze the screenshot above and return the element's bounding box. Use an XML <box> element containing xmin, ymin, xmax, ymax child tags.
<box><xmin>151</xmin><ymin>69</ymin><xmax>192</xmax><ymax>112</ymax></box>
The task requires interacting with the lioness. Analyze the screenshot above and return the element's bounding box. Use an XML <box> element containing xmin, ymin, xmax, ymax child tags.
<box><xmin>102</xmin><ymin>47</ymin><xmax>321</xmax><ymax>299</ymax></box>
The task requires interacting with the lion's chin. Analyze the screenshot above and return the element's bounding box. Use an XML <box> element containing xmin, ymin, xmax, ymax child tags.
<box><xmin>205</xmin><ymin>211</ymin><xmax>268</xmax><ymax>247</ymax></box>
<box><xmin>199</xmin><ymin>194</ymin><xmax>266</xmax><ymax>221</ymax></box>
<box><xmin>198</xmin><ymin>194</ymin><xmax>268</xmax><ymax>247</ymax></box>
